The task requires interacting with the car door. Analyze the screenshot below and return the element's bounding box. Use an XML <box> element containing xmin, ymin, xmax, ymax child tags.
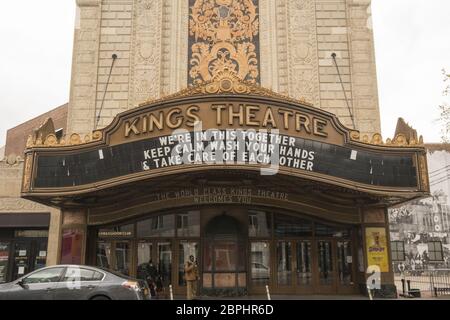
<box><xmin>9</xmin><ymin>267</ymin><xmax>65</xmax><ymax>300</ymax></box>
<box><xmin>54</xmin><ymin>267</ymin><xmax>105</xmax><ymax>300</ymax></box>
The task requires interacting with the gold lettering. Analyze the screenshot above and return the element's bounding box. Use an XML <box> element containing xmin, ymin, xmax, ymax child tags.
<box><xmin>211</xmin><ymin>104</ymin><xmax>227</xmax><ymax>125</ymax></box>
<box><xmin>246</xmin><ymin>105</ymin><xmax>260</xmax><ymax>126</ymax></box>
<box><xmin>142</xmin><ymin>115</ymin><xmax>148</xmax><ymax>133</ymax></box>
<box><xmin>262</xmin><ymin>107</ymin><xmax>277</xmax><ymax>128</ymax></box>
<box><xmin>125</xmin><ymin>117</ymin><xmax>140</xmax><ymax>137</ymax></box>
<box><xmin>166</xmin><ymin>108</ymin><xmax>183</xmax><ymax>129</ymax></box>
<box><xmin>229</xmin><ymin>104</ymin><xmax>244</xmax><ymax>126</ymax></box>
<box><xmin>186</xmin><ymin>105</ymin><xmax>200</xmax><ymax>127</ymax></box>
<box><xmin>122</xmin><ymin>102</ymin><xmax>332</xmax><ymax>140</ymax></box>
<box><xmin>149</xmin><ymin>112</ymin><xmax>164</xmax><ymax>131</ymax></box>
<box><xmin>278</xmin><ymin>109</ymin><xmax>293</xmax><ymax>130</ymax></box>
<box><xmin>313</xmin><ymin>118</ymin><xmax>328</xmax><ymax>137</ymax></box>
<box><xmin>295</xmin><ymin>113</ymin><xmax>311</xmax><ymax>134</ymax></box>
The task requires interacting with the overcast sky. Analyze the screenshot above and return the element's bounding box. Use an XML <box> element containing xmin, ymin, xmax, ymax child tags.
<box><xmin>0</xmin><ymin>0</ymin><xmax>449</xmax><ymax>147</ymax></box>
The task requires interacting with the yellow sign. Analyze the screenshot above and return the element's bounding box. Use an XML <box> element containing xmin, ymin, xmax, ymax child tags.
<box><xmin>365</xmin><ymin>227</ymin><xmax>389</xmax><ymax>272</ymax></box>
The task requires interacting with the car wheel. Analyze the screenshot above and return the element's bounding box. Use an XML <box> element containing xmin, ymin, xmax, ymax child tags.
<box><xmin>91</xmin><ymin>295</ymin><xmax>111</xmax><ymax>300</ymax></box>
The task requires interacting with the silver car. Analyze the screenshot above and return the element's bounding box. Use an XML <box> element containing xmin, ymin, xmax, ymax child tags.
<box><xmin>0</xmin><ymin>265</ymin><xmax>150</xmax><ymax>300</ymax></box>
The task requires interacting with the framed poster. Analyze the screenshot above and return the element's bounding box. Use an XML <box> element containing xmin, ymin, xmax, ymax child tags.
<box><xmin>365</xmin><ymin>227</ymin><xmax>389</xmax><ymax>272</ymax></box>
<box><xmin>60</xmin><ymin>229</ymin><xmax>84</xmax><ymax>265</ymax></box>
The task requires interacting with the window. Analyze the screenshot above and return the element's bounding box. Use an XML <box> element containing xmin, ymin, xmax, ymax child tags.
<box><xmin>137</xmin><ymin>215</ymin><xmax>175</xmax><ymax>237</ymax></box>
<box><xmin>249</xmin><ymin>211</ymin><xmax>271</xmax><ymax>237</ymax></box>
<box><xmin>274</xmin><ymin>214</ymin><xmax>311</xmax><ymax>237</ymax></box>
<box><xmin>427</xmin><ymin>241</ymin><xmax>444</xmax><ymax>261</ymax></box>
<box><xmin>55</xmin><ymin>128</ymin><xmax>64</xmax><ymax>140</ymax></box>
<box><xmin>62</xmin><ymin>267</ymin><xmax>104</xmax><ymax>282</ymax></box>
<box><xmin>176</xmin><ymin>211</ymin><xmax>200</xmax><ymax>237</ymax></box>
<box><xmin>390</xmin><ymin>241</ymin><xmax>405</xmax><ymax>261</ymax></box>
<box><xmin>315</xmin><ymin>223</ymin><xmax>350</xmax><ymax>238</ymax></box>
<box><xmin>178</xmin><ymin>215</ymin><xmax>188</xmax><ymax>231</ymax></box>
<box><xmin>22</xmin><ymin>267</ymin><xmax>65</xmax><ymax>284</ymax></box>
<box><xmin>92</xmin><ymin>271</ymin><xmax>104</xmax><ymax>281</ymax></box>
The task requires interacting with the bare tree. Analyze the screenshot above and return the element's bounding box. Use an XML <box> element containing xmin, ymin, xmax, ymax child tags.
<box><xmin>439</xmin><ymin>69</ymin><xmax>450</xmax><ymax>142</ymax></box>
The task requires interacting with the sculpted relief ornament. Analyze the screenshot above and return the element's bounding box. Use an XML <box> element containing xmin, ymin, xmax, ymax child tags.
<box><xmin>129</xmin><ymin>0</ymin><xmax>162</xmax><ymax>106</ymax></box>
<box><xmin>188</xmin><ymin>0</ymin><xmax>260</xmax><ymax>85</ymax></box>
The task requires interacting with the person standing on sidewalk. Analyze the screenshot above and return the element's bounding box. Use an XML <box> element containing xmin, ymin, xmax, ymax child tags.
<box><xmin>184</xmin><ymin>255</ymin><xmax>198</xmax><ymax>300</ymax></box>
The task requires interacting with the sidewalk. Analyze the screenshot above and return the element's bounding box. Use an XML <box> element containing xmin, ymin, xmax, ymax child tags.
<box><xmin>161</xmin><ymin>294</ymin><xmax>450</xmax><ymax>300</ymax></box>
<box><xmin>163</xmin><ymin>294</ymin><xmax>370</xmax><ymax>300</ymax></box>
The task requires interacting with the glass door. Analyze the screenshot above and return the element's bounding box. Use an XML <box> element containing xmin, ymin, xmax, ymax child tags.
<box><xmin>250</xmin><ymin>241</ymin><xmax>270</xmax><ymax>290</ymax></box>
<box><xmin>296</xmin><ymin>241</ymin><xmax>312</xmax><ymax>293</ymax></box>
<box><xmin>95</xmin><ymin>241</ymin><xmax>132</xmax><ymax>276</ymax></box>
<box><xmin>203</xmin><ymin>239</ymin><xmax>246</xmax><ymax>292</ymax></box>
<box><xmin>203</xmin><ymin>214</ymin><xmax>246</xmax><ymax>295</ymax></box>
<box><xmin>214</xmin><ymin>241</ymin><xmax>238</xmax><ymax>288</ymax></box>
<box><xmin>135</xmin><ymin>240</ymin><xmax>173</xmax><ymax>296</ymax></box>
<box><xmin>12</xmin><ymin>242</ymin><xmax>31</xmax><ymax>280</ymax></box>
<box><xmin>171</xmin><ymin>241</ymin><xmax>200</xmax><ymax>295</ymax></box>
<box><xmin>114</xmin><ymin>242</ymin><xmax>132</xmax><ymax>276</ymax></box>
<box><xmin>316</xmin><ymin>240</ymin><xmax>336</xmax><ymax>293</ymax></box>
<box><xmin>33</xmin><ymin>239</ymin><xmax>48</xmax><ymax>271</ymax></box>
<box><xmin>157</xmin><ymin>241</ymin><xmax>173</xmax><ymax>289</ymax></box>
<box><xmin>96</xmin><ymin>241</ymin><xmax>113</xmax><ymax>269</ymax></box>
<box><xmin>177</xmin><ymin>241</ymin><xmax>199</xmax><ymax>288</ymax></box>
<box><xmin>336</xmin><ymin>240</ymin><xmax>355</xmax><ymax>293</ymax></box>
<box><xmin>276</xmin><ymin>241</ymin><xmax>293</xmax><ymax>288</ymax></box>
<box><xmin>137</xmin><ymin>241</ymin><xmax>154</xmax><ymax>282</ymax></box>
<box><xmin>275</xmin><ymin>240</ymin><xmax>313</xmax><ymax>293</ymax></box>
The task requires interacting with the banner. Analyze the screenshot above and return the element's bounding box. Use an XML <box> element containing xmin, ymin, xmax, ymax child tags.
<box><xmin>365</xmin><ymin>227</ymin><xmax>389</xmax><ymax>272</ymax></box>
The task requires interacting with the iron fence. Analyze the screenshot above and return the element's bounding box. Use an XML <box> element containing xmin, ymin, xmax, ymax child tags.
<box><xmin>394</xmin><ymin>269</ymin><xmax>450</xmax><ymax>298</ymax></box>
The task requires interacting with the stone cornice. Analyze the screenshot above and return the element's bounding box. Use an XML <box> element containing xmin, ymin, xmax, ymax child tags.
<box><xmin>76</xmin><ymin>0</ymin><xmax>101</xmax><ymax>7</ymax></box>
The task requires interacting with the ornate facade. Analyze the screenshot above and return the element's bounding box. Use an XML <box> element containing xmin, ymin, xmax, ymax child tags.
<box><xmin>1</xmin><ymin>0</ymin><xmax>425</xmax><ymax>299</ymax></box>
<box><xmin>68</xmin><ymin>0</ymin><xmax>381</xmax><ymax>137</ymax></box>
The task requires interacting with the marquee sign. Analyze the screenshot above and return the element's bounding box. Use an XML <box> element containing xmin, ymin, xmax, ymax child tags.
<box><xmin>21</xmin><ymin>77</ymin><xmax>429</xmax><ymax>203</ymax></box>
<box><xmin>31</xmin><ymin>129</ymin><xmax>418</xmax><ymax>190</ymax></box>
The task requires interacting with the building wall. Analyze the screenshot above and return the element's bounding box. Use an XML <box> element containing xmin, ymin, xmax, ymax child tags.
<box><xmin>5</xmin><ymin>103</ymin><xmax>68</xmax><ymax>157</ymax></box>
<box><xmin>68</xmin><ymin>0</ymin><xmax>381</xmax><ymax>137</ymax></box>
<box><xmin>389</xmin><ymin>145</ymin><xmax>450</xmax><ymax>272</ymax></box>
<box><xmin>1</xmin><ymin>104</ymin><xmax>67</xmax><ymax>268</ymax></box>
<box><xmin>0</xmin><ymin>21</ymin><xmax>70</xmax><ymax>272</ymax></box>
<box><xmin>0</xmin><ymin>160</ymin><xmax>61</xmax><ymax>266</ymax></box>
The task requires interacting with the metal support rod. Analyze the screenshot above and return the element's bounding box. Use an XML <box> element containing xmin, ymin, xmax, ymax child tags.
<box><xmin>367</xmin><ymin>285</ymin><xmax>373</xmax><ymax>300</ymax></box>
<box><xmin>95</xmin><ymin>53</ymin><xmax>117</xmax><ymax>129</ymax></box>
<box><xmin>401</xmin><ymin>278</ymin><xmax>406</xmax><ymax>296</ymax></box>
<box><xmin>265</xmin><ymin>285</ymin><xmax>271</xmax><ymax>300</ymax></box>
<box><xmin>331</xmin><ymin>53</ymin><xmax>356</xmax><ymax>129</ymax></box>
<box><xmin>169</xmin><ymin>284</ymin><xmax>174</xmax><ymax>300</ymax></box>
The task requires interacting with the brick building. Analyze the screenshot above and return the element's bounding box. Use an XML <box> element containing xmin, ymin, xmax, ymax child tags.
<box><xmin>5</xmin><ymin>104</ymin><xmax>68</xmax><ymax>157</ymax></box>
<box><xmin>0</xmin><ymin>105</ymin><xmax>68</xmax><ymax>283</ymax></box>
